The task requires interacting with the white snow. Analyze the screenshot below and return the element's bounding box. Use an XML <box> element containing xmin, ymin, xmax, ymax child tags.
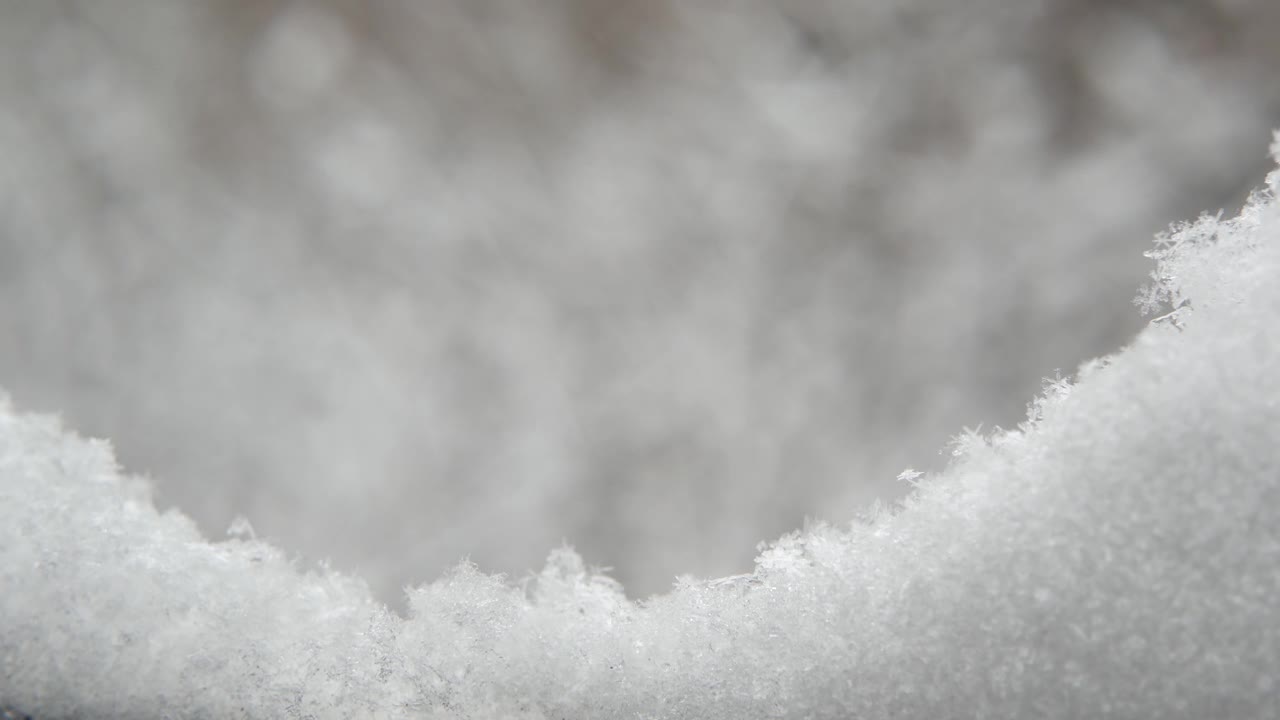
<box><xmin>3</xmin><ymin>139</ymin><xmax>1280</xmax><ymax>719</ymax></box>
<box><xmin>3</xmin><ymin>2</ymin><xmax>1279</xmax><ymax>606</ymax></box>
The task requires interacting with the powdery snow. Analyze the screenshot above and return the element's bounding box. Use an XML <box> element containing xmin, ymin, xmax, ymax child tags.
<box><xmin>3</xmin><ymin>140</ymin><xmax>1280</xmax><ymax>719</ymax></box>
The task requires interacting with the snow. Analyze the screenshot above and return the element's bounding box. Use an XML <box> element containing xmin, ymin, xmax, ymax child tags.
<box><xmin>4</xmin><ymin>139</ymin><xmax>1280</xmax><ymax>718</ymax></box>
<box><xmin>3</xmin><ymin>2</ymin><xmax>1279</xmax><ymax>606</ymax></box>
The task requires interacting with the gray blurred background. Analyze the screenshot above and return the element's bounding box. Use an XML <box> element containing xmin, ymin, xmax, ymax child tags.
<box><xmin>2</xmin><ymin>0</ymin><xmax>1278</xmax><ymax>609</ymax></box>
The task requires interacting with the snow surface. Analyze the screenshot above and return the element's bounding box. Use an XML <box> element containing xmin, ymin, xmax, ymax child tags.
<box><xmin>4</xmin><ymin>139</ymin><xmax>1280</xmax><ymax>718</ymax></box>
<box><xmin>4</xmin><ymin>1</ymin><xmax>1280</xmax><ymax>605</ymax></box>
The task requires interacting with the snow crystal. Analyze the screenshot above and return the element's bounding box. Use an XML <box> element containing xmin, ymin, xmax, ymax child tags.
<box><xmin>5</xmin><ymin>141</ymin><xmax>1280</xmax><ymax>717</ymax></box>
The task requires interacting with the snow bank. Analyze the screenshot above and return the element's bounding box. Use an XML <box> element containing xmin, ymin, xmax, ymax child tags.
<box><xmin>4</xmin><ymin>142</ymin><xmax>1280</xmax><ymax>717</ymax></box>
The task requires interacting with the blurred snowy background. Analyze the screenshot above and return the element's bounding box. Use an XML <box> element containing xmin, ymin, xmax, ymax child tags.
<box><xmin>1</xmin><ymin>0</ymin><xmax>1278</xmax><ymax>607</ymax></box>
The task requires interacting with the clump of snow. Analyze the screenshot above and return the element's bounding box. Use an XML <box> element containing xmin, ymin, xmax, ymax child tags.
<box><xmin>5</xmin><ymin>139</ymin><xmax>1280</xmax><ymax>719</ymax></box>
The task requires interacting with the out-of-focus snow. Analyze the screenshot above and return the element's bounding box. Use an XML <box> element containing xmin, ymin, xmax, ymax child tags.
<box><xmin>1</xmin><ymin>2</ymin><xmax>1279</xmax><ymax>606</ymax></box>
<box><xmin>3</xmin><ymin>139</ymin><xmax>1280</xmax><ymax>717</ymax></box>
